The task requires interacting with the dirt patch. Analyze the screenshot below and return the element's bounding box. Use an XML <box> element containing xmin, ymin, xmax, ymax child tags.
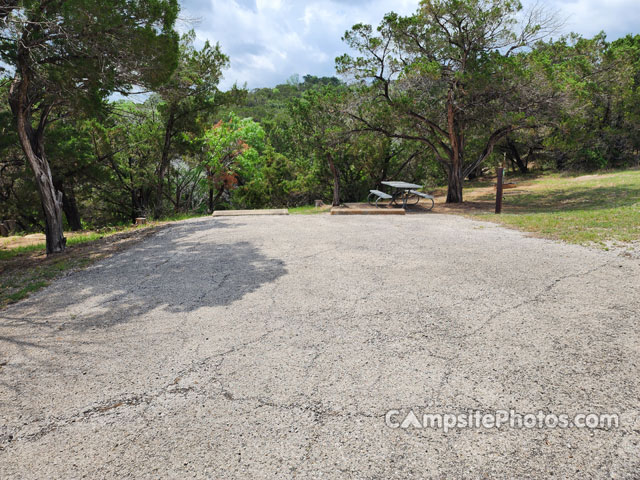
<box><xmin>0</xmin><ymin>233</ymin><xmax>47</xmax><ymax>249</ymax></box>
<box><xmin>431</xmin><ymin>198</ymin><xmax>494</xmax><ymax>214</ymax></box>
<box><xmin>338</xmin><ymin>195</ymin><xmax>497</xmax><ymax>215</ymax></box>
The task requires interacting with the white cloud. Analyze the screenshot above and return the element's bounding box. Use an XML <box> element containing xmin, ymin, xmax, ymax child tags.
<box><xmin>256</xmin><ymin>0</ymin><xmax>283</xmax><ymax>10</ymax></box>
<box><xmin>542</xmin><ymin>0</ymin><xmax>640</xmax><ymax>39</ymax></box>
<box><xmin>180</xmin><ymin>0</ymin><xmax>640</xmax><ymax>90</ymax></box>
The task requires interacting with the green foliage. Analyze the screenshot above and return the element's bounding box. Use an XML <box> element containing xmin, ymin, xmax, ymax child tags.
<box><xmin>1</xmin><ymin>0</ymin><xmax>639</xmax><ymax>236</ymax></box>
<box><xmin>2</xmin><ymin>0</ymin><xmax>180</xmax><ymax>112</ymax></box>
<box><xmin>202</xmin><ymin>114</ymin><xmax>266</xmax><ymax>175</ymax></box>
<box><xmin>199</xmin><ymin>114</ymin><xmax>268</xmax><ymax>209</ymax></box>
<box><xmin>534</xmin><ymin>34</ymin><xmax>640</xmax><ymax>171</ymax></box>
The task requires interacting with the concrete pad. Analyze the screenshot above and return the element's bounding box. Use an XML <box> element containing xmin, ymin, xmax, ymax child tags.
<box><xmin>212</xmin><ymin>208</ymin><xmax>289</xmax><ymax>216</ymax></box>
<box><xmin>1</xmin><ymin>215</ymin><xmax>639</xmax><ymax>478</ymax></box>
<box><xmin>331</xmin><ymin>206</ymin><xmax>405</xmax><ymax>215</ymax></box>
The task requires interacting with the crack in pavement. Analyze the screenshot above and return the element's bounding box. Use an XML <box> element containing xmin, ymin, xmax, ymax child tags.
<box><xmin>449</xmin><ymin>261</ymin><xmax>612</xmax><ymax>341</ymax></box>
<box><xmin>0</xmin><ymin>324</ymin><xmax>287</xmax><ymax>451</ymax></box>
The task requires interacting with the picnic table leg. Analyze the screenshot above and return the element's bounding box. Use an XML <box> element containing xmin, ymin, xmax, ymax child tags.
<box><xmin>391</xmin><ymin>190</ymin><xmax>400</xmax><ymax>207</ymax></box>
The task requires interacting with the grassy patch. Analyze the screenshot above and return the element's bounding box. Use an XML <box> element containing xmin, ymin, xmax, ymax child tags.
<box><xmin>66</xmin><ymin>232</ymin><xmax>106</xmax><ymax>246</ymax></box>
<box><xmin>0</xmin><ymin>243</ymin><xmax>44</xmax><ymax>260</ymax></box>
<box><xmin>470</xmin><ymin>169</ymin><xmax>640</xmax><ymax>245</ymax></box>
<box><xmin>289</xmin><ymin>205</ymin><xmax>331</xmax><ymax>215</ymax></box>
<box><xmin>158</xmin><ymin>212</ymin><xmax>207</xmax><ymax>222</ymax></box>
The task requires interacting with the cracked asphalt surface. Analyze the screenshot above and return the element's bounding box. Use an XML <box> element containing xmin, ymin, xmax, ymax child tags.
<box><xmin>1</xmin><ymin>214</ymin><xmax>639</xmax><ymax>479</ymax></box>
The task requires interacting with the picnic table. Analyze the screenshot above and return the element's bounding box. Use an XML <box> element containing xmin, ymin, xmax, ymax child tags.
<box><xmin>368</xmin><ymin>181</ymin><xmax>434</xmax><ymax>210</ymax></box>
<box><xmin>381</xmin><ymin>181</ymin><xmax>422</xmax><ymax>208</ymax></box>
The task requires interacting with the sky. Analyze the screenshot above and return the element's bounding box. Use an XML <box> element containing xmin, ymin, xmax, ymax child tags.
<box><xmin>179</xmin><ymin>0</ymin><xmax>640</xmax><ymax>90</ymax></box>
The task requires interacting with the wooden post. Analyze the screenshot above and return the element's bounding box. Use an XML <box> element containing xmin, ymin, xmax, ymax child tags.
<box><xmin>495</xmin><ymin>167</ymin><xmax>504</xmax><ymax>214</ymax></box>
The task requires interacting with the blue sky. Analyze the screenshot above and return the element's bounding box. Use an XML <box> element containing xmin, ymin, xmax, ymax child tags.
<box><xmin>179</xmin><ymin>0</ymin><xmax>640</xmax><ymax>90</ymax></box>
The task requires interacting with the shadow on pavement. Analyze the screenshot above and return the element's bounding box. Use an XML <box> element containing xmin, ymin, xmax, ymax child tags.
<box><xmin>0</xmin><ymin>218</ymin><xmax>287</xmax><ymax>331</ymax></box>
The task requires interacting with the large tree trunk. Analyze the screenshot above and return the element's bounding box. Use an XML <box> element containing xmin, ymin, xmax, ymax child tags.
<box><xmin>18</xmin><ymin>127</ymin><xmax>66</xmax><ymax>253</ymax></box>
<box><xmin>9</xmin><ymin>76</ymin><xmax>66</xmax><ymax>254</ymax></box>
<box><xmin>327</xmin><ymin>154</ymin><xmax>340</xmax><ymax>206</ymax></box>
<box><xmin>155</xmin><ymin>109</ymin><xmax>175</xmax><ymax>218</ymax></box>
<box><xmin>445</xmin><ymin>89</ymin><xmax>464</xmax><ymax>203</ymax></box>
<box><xmin>62</xmin><ymin>186</ymin><xmax>82</xmax><ymax>231</ymax></box>
<box><xmin>130</xmin><ymin>189</ymin><xmax>142</xmax><ymax>224</ymax></box>
<box><xmin>446</xmin><ymin>165</ymin><xmax>464</xmax><ymax>203</ymax></box>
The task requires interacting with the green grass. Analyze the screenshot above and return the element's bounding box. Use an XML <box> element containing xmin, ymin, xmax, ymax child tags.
<box><xmin>289</xmin><ymin>205</ymin><xmax>331</xmax><ymax>215</ymax></box>
<box><xmin>66</xmin><ymin>232</ymin><xmax>105</xmax><ymax>245</ymax></box>
<box><xmin>0</xmin><ymin>243</ymin><xmax>45</xmax><ymax>260</ymax></box>
<box><xmin>159</xmin><ymin>212</ymin><xmax>208</xmax><ymax>222</ymax></box>
<box><xmin>471</xmin><ymin>169</ymin><xmax>640</xmax><ymax>245</ymax></box>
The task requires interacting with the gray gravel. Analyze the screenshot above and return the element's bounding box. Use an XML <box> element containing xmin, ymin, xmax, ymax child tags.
<box><xmin>1</xmin><ymin>214</ymin><xmax>639</xmax><ymax>479</ymax></box>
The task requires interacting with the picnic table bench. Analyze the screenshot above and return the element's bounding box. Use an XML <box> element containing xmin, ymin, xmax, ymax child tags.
<box><xmin>367</xmin><ymin>189</ymin><xmax>392</xmax><ymax>207</ymax></box>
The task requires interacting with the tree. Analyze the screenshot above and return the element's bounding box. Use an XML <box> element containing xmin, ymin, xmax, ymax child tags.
<box><xmin>290</xmin><ymin>87</ymin><xmax>355</xmax><ymax>206</ymax></box>
<box><xmin>200</xmin><ymin>114</ymin><xmax>266</xmax><ymax>212</ymax></box>
<box><xmin>87</xmin><ymin>101</ymin><xmax>163</xmax><ymax>224</ymax></box>
<box><xmin>338</xmin><ymin>0</ymin><xmax>560</xmax><ymax>202</ymax></box>
<box><xmin>543</xmin><ymin>34</ymin><xmax>640</xmax><ymax>171</ymax></box>
<box><xmin>496</xmin><ymin>130</ymin><xmax>544</xmax><ymax>174</ymax></box>
<box><xmin>153</xmin><ymin>31</ymin><xmax>229</xmax><ymax>217</ymax></box>
<box><xmin>1</xmin><ymin>0</ymin><xmax>179</xmax><ymax>253</ymax></box>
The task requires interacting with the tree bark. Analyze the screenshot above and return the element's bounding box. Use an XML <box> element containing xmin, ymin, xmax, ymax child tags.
<box><xmin>155</xmin><ymin>109</ymin><xmax>175</xmax><ymax>218</ymax></box>
<box><xmin>327</xmin><ymin>154</ymin><xmax>340</xmax><ymax>206</ymax></box>
<box><xmin>131</xmin><ymin>189</ymin><xmax>139</xmax><ymax>224</ymax></box>
<box><xmin>209</xmin><ymin>184</ymin><xmax>225</xmax><ymax>213</ymax></box>
<box><xmin>20</xmin><ymin>130</ymin><xmax>66</xmax><ymax>253</ymax></box>
<box><xmin>8</xmin><ymin>21</ymin><xmax>66</xmax><ymax>254</ymax></box>
<box><xmin>445</xmin><ymin>88</ymin><xmax>464</xmax><ymax>203</ymax></box>
<box><xmin>9</xmin><ymin>83</ymin><xmax>66</xmax><ymax>253</ymax></box>
<box><xmin>446</xmin><ymin>164</ymin><xmax>464</xmax><ymax>203</ymax></box>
